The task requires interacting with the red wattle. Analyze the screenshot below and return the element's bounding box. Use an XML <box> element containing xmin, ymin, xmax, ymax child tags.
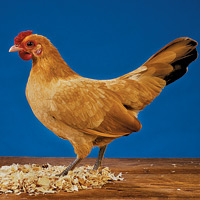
<box><xmin>19</xmin><ymin>51</ymin><xmax>32</xmax><ymax>61</ymax></box>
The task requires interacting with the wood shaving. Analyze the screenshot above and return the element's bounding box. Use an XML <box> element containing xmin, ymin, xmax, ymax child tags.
<box><xmin>0</xmin><ymin>163</ymin><xmax>123</xmax><ymax>195</ymax></box>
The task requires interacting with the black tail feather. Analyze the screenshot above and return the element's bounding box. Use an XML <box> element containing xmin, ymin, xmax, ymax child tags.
<box><xmin>164</xmin><ymin>47</ymin><xmax>198</xmax><ymax>85</ymax></box>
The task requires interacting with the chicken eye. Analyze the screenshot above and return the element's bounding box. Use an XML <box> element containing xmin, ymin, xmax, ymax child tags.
<box><xmin>27</xmin><ymin>41</ymin><xmax>34</xmax><ymax>47</ymax></box>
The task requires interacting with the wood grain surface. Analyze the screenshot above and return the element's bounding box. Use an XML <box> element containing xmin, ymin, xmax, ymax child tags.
<box><xmin>0</xmin><ymin>157</ymin><xmax>200</xmax><ymax>199</ymax></box>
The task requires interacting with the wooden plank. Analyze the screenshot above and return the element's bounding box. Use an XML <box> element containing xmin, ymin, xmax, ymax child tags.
<box><xmin>0</xmin><ymin>157</ymin><xmax>200</xmax><ymax>199</ymax></box>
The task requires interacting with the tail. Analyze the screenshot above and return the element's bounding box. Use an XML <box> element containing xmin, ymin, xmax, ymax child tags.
<box><xmin>144</xmin><ymin>37</ymin><xmax>198</xmax><ymax>85</ymax></box>
<box><xmin>116</xmin><ymin>37</ymin><xmax>198</xmax><ymax>112</ymax></box>
<box><xmin>121</xmin><ymin>37</ymin><xmax>198</xmax><ymax>85</ymax></box>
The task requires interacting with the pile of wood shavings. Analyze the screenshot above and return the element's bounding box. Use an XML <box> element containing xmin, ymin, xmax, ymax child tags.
<box><xmin>0</xmin><ymin>163</ymin><xmax>123</xmax><ymax>195</ymax></box>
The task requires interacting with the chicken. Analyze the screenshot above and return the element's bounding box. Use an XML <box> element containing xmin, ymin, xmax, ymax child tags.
<box><xmin>9</xmin><ymin>31</ymin><xmax>198</xmax><ymax>176</ymax></box>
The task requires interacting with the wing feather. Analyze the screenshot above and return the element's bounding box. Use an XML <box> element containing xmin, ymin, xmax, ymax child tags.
<box><xmin>50</xmin><ymin>78</ymin><xmax>141</xmax><ymax>137</ymax></box>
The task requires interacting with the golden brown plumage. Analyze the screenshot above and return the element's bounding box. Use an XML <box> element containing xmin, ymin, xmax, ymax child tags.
<box><xmin>9</xmin><ymin>31</ymin><xmax>198</xmax><ymax>175</ymax></box>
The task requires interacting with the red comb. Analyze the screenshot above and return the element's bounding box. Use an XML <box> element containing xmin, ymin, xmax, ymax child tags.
<box><xmin>14</xmin><ymin>31</ymin><xmax>33</xmax><ymax>45</ymax></box>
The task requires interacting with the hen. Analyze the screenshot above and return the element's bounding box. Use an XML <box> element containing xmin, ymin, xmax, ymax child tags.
<box><xmin>9</xmin><ymin>31</ymin><xmax>198</xmax><ymax>176</ymax></box>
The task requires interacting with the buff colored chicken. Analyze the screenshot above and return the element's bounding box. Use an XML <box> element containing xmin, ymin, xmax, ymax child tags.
<box><xmin>9</xmin><ymin>31</ymin><xmax>198</xmax><ymax>176</ymax></box>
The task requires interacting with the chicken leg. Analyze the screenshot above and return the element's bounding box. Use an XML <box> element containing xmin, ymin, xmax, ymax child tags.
<box><xmin>93</xmin><ymin>145</ymin><xmax>107</xmax><ymax>170</ymax></box>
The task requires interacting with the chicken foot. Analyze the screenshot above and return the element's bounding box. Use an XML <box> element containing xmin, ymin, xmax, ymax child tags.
<box><xmin>56</xmin><ymin>145</ymin><xmax>107</xmax><ymax>176</ymax></box>
<box><xmin>56</xmin><ymin>157</ymin><xmax>82</xmax><ymax>176</ymax></box>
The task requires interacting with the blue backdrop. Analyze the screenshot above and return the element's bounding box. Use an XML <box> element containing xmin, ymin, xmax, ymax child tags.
<box><xmin>1</xmin><ymin>0</ymin><xmax>199</xmax><ymax>158</ymax></box>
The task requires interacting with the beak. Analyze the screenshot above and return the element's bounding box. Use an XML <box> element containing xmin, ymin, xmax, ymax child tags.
<box><xmin>9</xmin><ymin>45</ymin><xmax>24</xmax><ymax>52</ymax></box>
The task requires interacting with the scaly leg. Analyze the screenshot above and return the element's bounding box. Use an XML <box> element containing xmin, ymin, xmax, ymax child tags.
<box><xmin>56</xmin><ymin>157</ymin><xmax>82</xmax><ymax>176</ymax></box>
<box><xmin>93</xmin><ymin>145</ymin><xmax>107</xmax><ymax>170</ymax></box>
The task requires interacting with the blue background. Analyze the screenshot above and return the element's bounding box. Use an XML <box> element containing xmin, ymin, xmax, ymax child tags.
<box><xmin>1</xmin><ymin>0</ymin><xmax>199</xmax><ymax>158</ymax></box>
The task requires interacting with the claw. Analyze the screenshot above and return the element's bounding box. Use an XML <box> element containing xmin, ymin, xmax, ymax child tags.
<box><xmin>56</xmin><ymin>171</ymin><xmax>68</xmax><ymax>177</ymax></box>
